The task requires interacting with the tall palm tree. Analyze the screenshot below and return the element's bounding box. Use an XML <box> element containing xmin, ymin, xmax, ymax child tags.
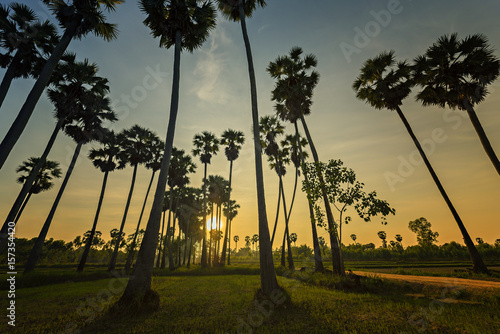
<box><xmin>233</xmin><ymin>235</ymin><xmax>239</xmax><ymax>253</ymax></box>
<box><xmin>77</xmin><ymin>131</ymin><xmax>124</xmax><ymax>272</ymax></box>
<box><xmin>0</xmin><ymin>3</ymin><xmax>58</xmax><ymax>109</ymax></box>
<box><xmin>207</xmin><ymin>174</ymin><xmax>228</xmax><ymax>265</ymax></box>
<box><xmin>413</xmin><ymin>33</ymin><xmax>500</xmax><ymax>175</ymax></box>
<box><xmin>215</xmin><ymin>0</ymin><xmax>278</xmax><ymax>293</ymax></box>
<box><xmin>25</xmin><ymin>94</ymin><xmax>117</xmax><ymax>273</ymax></box>
<box><xmin>0</xmin><ymin>0</ymin><xmax>122</xmax><ymax>169</ymax></box>
<box><xmin>0</xmin><ymin>56</ymin><xmax>109</xmax><ymax>253</ymax></box>
<box><xmin>14</xmin><ymin>157</ymin><xmax>62</xmax><ymax>223</ymax></box>
<box><xmin>108</xmin><ymin>125</ymin><xmax>155</xmax><ymax>272</ymax></box>
<box><xmin>192</xmin><ymin>131</ymin><xmax>219</xmax><ymax>268</ymax></box>
<box><xmin>353</xmin><ymin>51</ymin><xmax>489</xmax><ymax>274</ymax></box>
<box><xmin>120</xmin><ymin>0</ymin><xmax>216</xmax><ymax>306</ymax></box>
<box><xmin>124</xmin><ymin>135</ymin><xmax>164</xmax><ymax>273</ymax></box>
<box><xmin>219</xmin><ymin>129</ymin><xmax>244</xmax><ymax>266</ymax></box>
<box><xmin>267</xmin><ymin>46</ymin><xmax>330</xmax><ymax>273</ymax></box>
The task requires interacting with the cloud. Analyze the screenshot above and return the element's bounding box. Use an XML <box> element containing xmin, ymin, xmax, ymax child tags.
<box><xmin>191</xmin><ymin>27</ymin><xmax>232</xmax><ymax>104</ymax></box>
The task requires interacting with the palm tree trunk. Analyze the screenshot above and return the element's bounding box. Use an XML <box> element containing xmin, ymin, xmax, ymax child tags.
<box><xmin>464</xmin><ymin>104</ymin><xmax>500</xmax><ymax>175</ymax></box>
<box><xmin>120</xmin><ymin>29</ymin><xmax>183</xmax><ymax>304</ymax></box>
<box><xmin>277</xmin><ymin>174</ymin><xmax>294</xmax><ymax>270</ymax></box>
<box><xmin>108</xmin><ymin>163</ymin><xmax>138</xmax><ymax>272</ymax></box>
<box><xmin>77</xmin><ymin>170</ymin><xmax>110</xmax><ymax>272</ymax></box>
<box><xmin>187</xmin><ymin>233</ymin><xmax>193</xmax><ymax>268</ymax></box>
<box><xmin>0</xmin><ymin>52</ymin><xmax>21</xmax><ymax>110</ymax></box>
<box><xmin>24</xmin><ymin>141</ymin><xmax>83</xmax><ymax>273</ymax></box>
<box><xmin>183</xmin><ymin>220</ymin><xmax>190</xmax><ymax>265</ymax></box>
<box><xmin>161</xmin><ymin>194</ymin><xmax>174</xmax><ymax>269</ymax></box>
<box><xmin>156</xmin><ymin>210</ymin><xmax>166</xmax><ymax>268</ymax></box>
<box><xmin>13</xmin><ymin>191</ymin><xmax>32</xmax><ymax>224</ymax></box>
<box><xmin>169</xmin><ymin>196</ymin><xmax>179</xmax><ymax>270</ymax></box>
<box><xmin>0</xmin><ymin>118</ymin><xmax>64</xmax><ymax>253</ymax></box>
<box><xmin>208</xmin><ymin>201</ymin><xmax>213</xmax><ymax>267</ymax></box>
<box><xmin>228</xmin><ymin>220</ymin><xmax>233</xmax><ymax>265</ymax></box>
<box><xmin>294</xmin><ymin>122</ymin><xmax>324</xmax><ymax>271</ymax></box>
<box><xmin>395</xmin><ymin>106</ymin><xmax>489</xmax><ymax>274</ymax></box>
<box><xmin>125</xmin><ymin>170</ymin><xmax>157</xmax><ymax>272</ymax></box>
<box><xmin>201</xmin><ymin>163</ymin><xmax>209</xmax><ymax>268</ymax></box>
<box><xmin>270</xmin><ymin>180</ymin><xmax>281</xmax><ymax>246</ymax></box>
<box><xmin>299</xmin><ymin>114</ymin><xmax>344</xmax><ymax>275</ymax></box>
<box><xmin>220</xmin><ymin>160</ymin><xmax>233</xmax><ymax>266</ymax></box>
<box><xmin>0</xmin><ymin>20</ymin><xmax>80</xmax><ymax>169</ymax></box>
<box><xmin>239</xmin><ymin>1</ymin><xmax>278</xmax><ymax>294</ymax></box>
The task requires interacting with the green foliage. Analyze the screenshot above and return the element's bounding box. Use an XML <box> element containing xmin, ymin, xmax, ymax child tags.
<box><xmin>408</xmin><ymin>217</ymin><xmax>439</xmax><ymax>247</ymax></box>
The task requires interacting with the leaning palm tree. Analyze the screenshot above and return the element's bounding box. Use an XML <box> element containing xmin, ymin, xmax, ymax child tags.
<box><xmin>413</xmin><ymin>33</ymin><xmax>500</xmax><ymax>175</ymax></box>
<box><xmin>0</xmin><ymin>3</ymin><xmax>58</xmax><ymax>109</ymax></box>
<box><xmin>25</xmin><ymin>94</ymin><xmax>117</xmax><ymax>273</ymax></box>
<box><xmin>124</xmin><ymin>135</ymin><xmax>164</xmax><ymax>273</ymax></box>
<box><xmin>0</xmin><ymin>56</ymin><xmax>109</xmax><ymax>253</ymax></box>
<box><xmin>77</xmin><ymin>131</ymin><xmax>124</xmax><ymax>272</ymax></box>
<box><xmin>215</xmin><ymin>0</ymin><xmax>278</xmax><ymax>293</ymax></box>
<box><xmin>353</xmin><ymin>50</ymin><xmax>489</xmax><ymax>274</ymax></box>
<box><xmin>267</xmin><ymin>46</ymin><xmax>329</xmax><ymax>272</ymax></box>
<box><xmin>0</xmin><ymin>0</ymin><xmax>122</xmax><ymax>169</ymax></box>
<box><xmin>119</xmin><ymin>0</ymin><xmax>216</xmax><ymax>307</ymax></box>
<box><xmin>14</xmin><ymin>157</ymin><xmax>62</xmax><ymax>223</ymax></box>
<box><xmin>219</xmin><ymin>129</ymin><xmax>244</xmax><ymax>266</ymax></box>
<box><xmin>192</xmin><ymin>131</ymin><xmax>220</xmax><ymax>268</ymax></box>
<box><xmin>108</xmin><ymin>125</ymin><xmax>156</xmax><ymax>272</ymax></box>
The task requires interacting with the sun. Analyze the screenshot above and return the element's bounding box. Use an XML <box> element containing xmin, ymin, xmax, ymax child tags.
<box><xmin>206</xmin><ymin>218</ymin><xmax>218</xmax><ymax>230</ymax></box>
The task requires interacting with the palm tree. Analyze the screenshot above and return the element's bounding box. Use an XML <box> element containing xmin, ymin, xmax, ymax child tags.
<box><xmin>193</xmin><ymin>131</ymin><xmax>220</xmax><ymax>268</ymax></box>
<box><xmin>224</xmin><ymin>200</ymin><xmax>239</xmax><ymax>265</ymax></box>
<box><xmin>0</xmin><ymin>0</ymin><xmax>122</xmax><ymax>169</ymax></box>
<box><xmin>233</xmin><ymin>235</ymin><xmax>239</xmax><ymax>253</ymax></box>
<box><xmin>0</xmin><ymin>3</ymin><xmax>58</xmax><ymax>109</ymax></box>
<box><xmin>353</xmin><ymin>51</ymin><xmax>489</xmax><ymax>274</ymax></box>
<box><xmin>13</xmin><ymin>157</ymin><xmax>62</xmax><ymax>223</ymax></box>
<box><xmin>219</xmin><ymin>129</ymin><xmax>244</xmax><ymax>266</ymax></box>
<box><xmin>108</xmin><ymin>125</ymin><xmax>156</xmax><ymax>272</ymax></box>
<box><xmin>267</xmin><ymin>47</ymin><xmax>328</xmax><ymax>273</ymax></box>
<box><xmin>25</xmin><ymin>93</ymin><xmax>117</xmax><ymax>273</ymax></box>
<box><xmin>413</xmin><ymin>33</ymin><xmax>500</xmax><ymax>175</ymax></box>
<box><xmin>120</xmin><ymin>0</ymin><xmax>216</xmax><ymax>306</ymax></box>
<box><xmin>77</xmin><ymin>131</ymin><xmax>124</xmax><ymax>272</ymax></box>
<box><xmin>350</xmin><ymin>234</ymin><xmax>357</xmax><ymax>244</ymax></box>
<box><xmin>259</xmin><ymin>115</ymin><xmax>294</xmax><ymax>270</ymax></box>
<box><xmin>215</xmin><ymin>0</ymin><xmax>278</xmax><ymax>293</ymax></box>
<box><xmin>125</xmin><ymin>135</ymin><xmax>164</xmax><ymax>273</ymax></box>
<box><xmin>290</xmin><ymin>233</ymin><xmax>297</xmax><ymax>247</ymax></box>
<box><xmin>0</xmin><ymin>56</ymin><xmax>109</xmax><ymax>253</ymax></box>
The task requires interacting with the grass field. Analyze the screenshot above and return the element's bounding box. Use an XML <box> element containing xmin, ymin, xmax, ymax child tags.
<box><xmin>1</xmin><ymin>262</ymin><xmax>500</xmax><ymax>333</ymax></box>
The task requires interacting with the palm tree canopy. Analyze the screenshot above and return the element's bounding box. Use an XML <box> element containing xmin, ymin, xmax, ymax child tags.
<box><xmin>207</xmin><ymin>174</ymin><xmax>229</xmax><ymax>206</ymax></box>
<box><xmin>145</xmin><ymin>136</ymin><xmax>165</xmax><ymax>172</ymax></box>
<box><xmin>413</xmin><ymin>33</ymin><xmax>500</xmax><ymax>110</ymax></box>
<box><xmin>267</xmin><ymin>46</ymin><xmax>319</xmax><ymax>123</ymax></box>
<box><xmin>259</xmin><ymin>115</ymin><xmax>289</xmax><ymax>176</ymax></box>
<box><xmin>42</xmin><ymin>0</ymin><xmax>122</xmax><ymax>41</ymax></box>
<box><xmin>168</xmin><ymin>147</ymin><xmax>197</xmax><ymax>189</ymax></box>
<box><xmin>223</xmin><ymin>199</ymin><xmax>239</xmax><ymax>220</ymax></box>
<box><xmin>215</xmin><ymin>0</ymin><xmax>266</xmax><ymax>22</ymax></box>
<box><xmin>192</xmin><ymin>131</ymin><xmax>219</xmax><ymax>164</ymax></box>
<box><xmin>0</xmin><ymin>3</ymin><xmax>59</xmax><ymax>78</ymax></box>
<box><xmin>16</xmin><ymin>157</ymin><xmax>62</xmax><ymax>194</ymax></box>
<box><xmin>139</xmin><ymin>0</ymin><xmax>216</xmax><ymax>52</ymax></box>
<box><xmin>88</xmin><ymin>130</ymin><xmax>126</xmax><ymax>173</ymax></box>
<box><xmin>221</xmin><ymin>129</ymin><xmax>245</xmax><ymax>162</ymax></box>
<box><xmin>353</xmin><ymin>50</ymin><xmax>413</xmax><ymax>111</ymax></box>
<box><xmin>118</xmin><ymin>125</ymin><xmax>158</xmax><ymax>167</ymax></box>
<box><xmin>282</xmin><ymin>133</ymin><xmax>308</xmax><ymax>169</ymax></box>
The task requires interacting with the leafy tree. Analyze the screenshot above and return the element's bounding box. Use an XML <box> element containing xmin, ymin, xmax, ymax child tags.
<box><xmin>354</xmin><ymin>50</ymin><xmax>489</xmax><ymax>274</ymax></box>
<box><xmin>216</xmin><ymin>0</ymin><xmax>278</xmax><ymax>293</ymax></box>
<box><xmin>377</xmin><ymin>231</ymin><xmax>387</xmax><ymax>248</ymax></box>
<box><xmin>413</xmin><ymin>33</ymin><xmax>500</xmax><ymax>175</ymax></box>
<box><xmin>408</xmin><ymin>217</ymin><xmax>439</xmax><ymax>247</ymax></box>
<box><xmin>0</xmin><ymin>0</ymin><xmax>122</xmax><ymax>168</ymax></box>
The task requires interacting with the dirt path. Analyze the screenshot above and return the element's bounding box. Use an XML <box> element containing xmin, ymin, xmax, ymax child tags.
<box><xmin>354</xmin><ymin>271</ymin><xmax>500</xmax><ymax>291</ymax></box>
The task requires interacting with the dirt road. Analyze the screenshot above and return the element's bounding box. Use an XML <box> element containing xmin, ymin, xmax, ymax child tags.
<box><xmin>354</xmin><ymin>271</ymin><xmax>500</xmax><ymax>291</ymax></box>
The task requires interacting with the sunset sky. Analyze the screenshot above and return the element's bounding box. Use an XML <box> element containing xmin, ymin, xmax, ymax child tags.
<box><xmin>1</xmin><ymin>0</ymin><xmax>499</xmax><ymax>251</ymax></box>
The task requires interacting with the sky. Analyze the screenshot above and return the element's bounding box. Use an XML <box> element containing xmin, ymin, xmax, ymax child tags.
<box><xmin>1</xmin><ymin>0</ymin><xmax>499</xmax><ymax>250</ymax></box>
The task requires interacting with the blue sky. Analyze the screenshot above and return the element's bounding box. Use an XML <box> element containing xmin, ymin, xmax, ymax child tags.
<box><xmin>1</xmin><ymin>0</ymin><xmax>499</xmax><ymax>248</ymax></box>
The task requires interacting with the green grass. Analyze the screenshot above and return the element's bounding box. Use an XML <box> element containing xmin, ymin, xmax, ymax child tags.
<box><xmin>1</xmin><ymin>266</ymin><xmax>499</xmax><ymax>333</ymax></box>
